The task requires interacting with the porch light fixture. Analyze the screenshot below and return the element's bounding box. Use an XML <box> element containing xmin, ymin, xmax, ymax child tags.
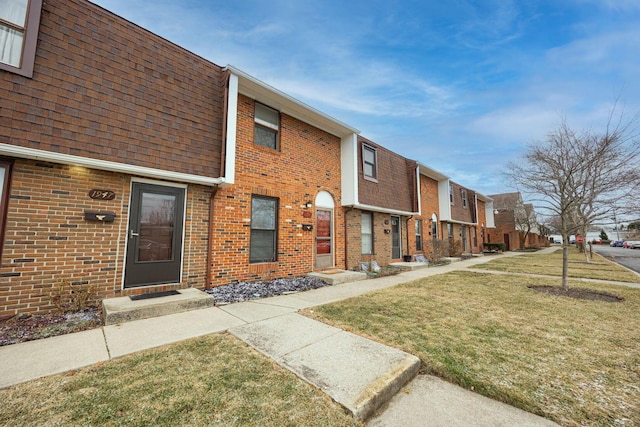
<box><xmin>305</xmin><ymin>201</ymin><xmax>313</xmax><ymax>208</ymax></box>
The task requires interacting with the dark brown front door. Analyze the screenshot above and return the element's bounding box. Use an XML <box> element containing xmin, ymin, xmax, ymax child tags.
<box><xmin>124</xmin><ymin>182</ymin><xmax>185</xmax><ymax>288</ymax></box>
<box><xmin>503</xmin><ymin>233</ymin><xmax>511</xmax><ymax>251</ymax></box>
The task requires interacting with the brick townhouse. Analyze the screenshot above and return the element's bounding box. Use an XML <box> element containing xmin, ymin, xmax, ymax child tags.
<box><xmin>0</xmin><ymin>0</ymin><xmax>498</xmax><ymax>317</ymax></box>
<box><xmin>0</xmin><ymin>0</ymin><xmax>233</xmax><ymax>316</ymax></box>
<box><xmin>488</xmin><ymin>192</ymin><xmax>548</xmax><ymax>250</ymax></box>
<box><xmin>342</xmin><ymin>136</ymin><xmax>420</xmax><ymax>270</ymax></box>
<box><xmin>210</xmin><ymin>67</ymin><xmax>358</xmax><ymax>284</ymax></box>
<box><xmin>0</xmin><ymin>0</ymin><xmax>362</xmax><ymax>316</ymax></box>
<box><xmin>414</xmin><ymin>164</ymin><xmax>494</xmax><ymax>260</ymax></box>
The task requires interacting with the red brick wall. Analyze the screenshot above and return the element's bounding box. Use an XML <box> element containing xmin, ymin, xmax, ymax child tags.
<box><xmin>416</xmin><ymin>174</ymin><xmax>440</xmax><ymax>259</ymax></box>
<box><xmin>1</xmin><ymin>0</ymin><xmax>225</xmax><ymax>177</ymax></box>
<box><xmin>0</xmin><ymin>159</ymin><xmax>211</xmax><ymax>316</ymax></box>
<box><xmin>345</xmin><ymin>209</ymin><xmax>397</xmax><ymax>270</ymax></box>
<box><xmin>207</xmin><ymin>95</ymin><xmax>344</xmax><ymax>285</ymax></box>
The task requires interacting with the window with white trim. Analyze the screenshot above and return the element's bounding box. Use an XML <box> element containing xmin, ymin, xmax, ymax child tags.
<box><xmin>0</xmin><ymin>0</ymin><xmax>42</xmax><ymax>77</ymax></box>
<box><xmin>449</xmin><ymin>183</ymin><xmax>454</xmax><ymax>204</ymax></box>
<box><xmin>415</xmin><ymin>219</ymin><xmax>423</xmax><ymax>251</ymax></box>
<box><xmin>250</xmin><ymin>195</ymin><xmax>278</xmax><ymax>263</ymax></box>
<box><xmin>447</xmin><ymin>223</ymin><xmax>453</xmax><ymax>238</ymax></box>
<box><xmin>361</xmin><ymin>211</ymin><xmax>373</xmax><ymax>254</ymax></box>
<box><xmin>461</xmin><ymin>189</ymin><xmax>468</xmax><ymax>208</ymax></box>
<box><xmin>254</xmin><ymin>102</ymin><xmax>279</xmax><ymax>150</ymax></box>
<box><xmin>362</xmin><ymin>144</ymin><xmax>378</xmax><ymax>180</ymax></box>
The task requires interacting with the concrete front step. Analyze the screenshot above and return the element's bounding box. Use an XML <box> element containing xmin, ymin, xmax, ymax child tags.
<box><xmin>389</xmin><ymin>261</ymin><xmax>430</xmax><ymax>271</ymax></box>
<box><xmin>308</xmin><ymin>270</ymin><xmax>368</xmax><ymax>285</ymax></box>
<box><xmin>102</xmin><ymin>288</ymin><xmax>214</xmax><ymax>326</ymax></box>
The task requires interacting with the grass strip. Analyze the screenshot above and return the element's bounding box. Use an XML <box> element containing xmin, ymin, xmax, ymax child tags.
<box><xmin>0</xmin><ymin>334</ymin><xmax>360</xmax><ymax>427</ymax></box>
<box><xmin>307</xmin><ymin>271</ymin><xmax>640</xmax><ymax>426</ymax></box>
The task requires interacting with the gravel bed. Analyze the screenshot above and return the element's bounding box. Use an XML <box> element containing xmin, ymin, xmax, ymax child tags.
<box><xmin>205</xmin><ymin>277</ymin><xmax>329</xmax><ymax>304</ymax></box>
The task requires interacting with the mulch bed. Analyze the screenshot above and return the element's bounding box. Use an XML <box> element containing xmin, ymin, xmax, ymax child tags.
<box><xmin>0</xmin><ymin>307</ymin><xmax>102</xmax><ymax>347</ymax></box>
<box><xmin>528</xmin><ymin>285</ymin><xmax>624</xmax><ymax>302</ymax></box>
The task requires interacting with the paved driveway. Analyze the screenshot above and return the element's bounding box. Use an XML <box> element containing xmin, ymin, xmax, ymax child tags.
<box><xmin>593</xmin><ymin>245</ymin><xmax>640</xmax><ymax>274</ymax></box>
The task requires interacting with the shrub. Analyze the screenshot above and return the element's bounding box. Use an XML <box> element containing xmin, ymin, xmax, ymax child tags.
<box><xmin>484</xmin><ymin>243</ymin><xmax>506</xmax><ymax>252</ymax></box>
<box><xmin>49</xmin><ymin>280</ymin><xmax>97</xmax><ymax>314</ymax></box>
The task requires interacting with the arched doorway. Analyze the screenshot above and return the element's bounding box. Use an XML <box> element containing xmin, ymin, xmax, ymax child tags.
<box><xmin>315</xmin><ymin>191</ymin><xmax>335</xmax><ymax>269</ymax></box>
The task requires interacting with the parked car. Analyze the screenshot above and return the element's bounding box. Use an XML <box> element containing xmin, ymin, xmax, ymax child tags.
<box><xmin>623</xmin><ymin>241</ymin><xmax>632</xmax><ymax>248</ymax></box>
<box><xmin>610</xmin><ymin>240</ymin><xmax>624</xmax><ymax>247</ymax></box>
<box><xmin>630</xmin><ymin>241</ymin><xmax>640</xmax><ymax>249</ymax></box>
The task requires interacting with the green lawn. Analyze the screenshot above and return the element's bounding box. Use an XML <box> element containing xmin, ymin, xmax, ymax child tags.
<box><xmin>306</xmin><ymin>270</ymin><xmax>640</xmax><ymax>426</ymax></box>
<box><xmin>471</xmin><ymin>248</ymin><xmax>640</xmax><ymax>283</ymax></box>
<box><xmin>0</xmin><ymin>334</ymin><xmax>359</xmax><ymax>427</ymax></box>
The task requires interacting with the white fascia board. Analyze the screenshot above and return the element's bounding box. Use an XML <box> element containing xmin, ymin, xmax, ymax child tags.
<box><xmin>0</xmin><ymin>143</ymin><xmax>226</xmax><ymax>187</ymax></box>
<box><xmin>346</xmin><ymin>203</ymin><xmax>419</xmax><ymax>217</ymax></box>
<box><xmin>341</xmin><ymin>133</ymin><xmax>359</xmax><ymax>206</ymax></box>
<box><xmin>225</xmin><ymin>65</ymin><xmax>360</xmax><ymax>138</ymax></box>
<box><xmin>418</xmin><ymin>162</ymin><xmax>449</xmax><ymax>181</ymax></box>
<box><xmin>224</xmin><ymin>73</ymin><xmax>238</xmax><ymax>185</ymax></box>
<box><xmin>438</xmin><ymin>180</ymin><xmax>451</xmax><ymax>220</ymax></box>
<box><xmin>445</xmin><ymin>219</ymin><xmax>479</xmax><ymax>226</ymax></box>
<box><xmin>485</xmin><ymin>201</ymin><xmax>496</xmax><ymax>228</ymax></box>
<box><xmin>416</xmin><ymin>167</ymin><xmax>422</xmax><ymax>215</ymax></box>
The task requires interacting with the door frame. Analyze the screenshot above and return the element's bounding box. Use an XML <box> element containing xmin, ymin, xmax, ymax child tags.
<box><xmin>121</xmin><ymin>178</ymin><xmax>188</xmax><ymax>289</ymax></box>
<box><xmin>391</xmin><ymin>215</ymin><xmax>401</xmax><ymax>259</ymax></box>
<box><xmin>314</xmin><ymin>191</ymin><xmax>335</xmax><ymax>269</ymax></box>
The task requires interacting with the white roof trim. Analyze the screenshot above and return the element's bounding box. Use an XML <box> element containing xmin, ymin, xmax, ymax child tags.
<box><xmin>345</xmin><ymin>203</ymin><xmax>419</xmax><ymax>217</ymax></box>
<box><xmin>0</xmin><ymin>143</ymin><xmax>226</xmax><ymax>187</ymax></box>
<box><xmin>225</xmin><ymin>65</ymin><xmax>360</xmax><ymax>138</ymax></box>
<box><xmin>418</xmin><ymin>162</ymin><xmax>449</xmax><ymax>181</ymax></box>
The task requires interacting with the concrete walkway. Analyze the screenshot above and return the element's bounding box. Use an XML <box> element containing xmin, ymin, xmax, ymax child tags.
<box><xmin>0</xmin><ymin>249</ymin><xmax>560</xmax><ymax>425</ymax></box>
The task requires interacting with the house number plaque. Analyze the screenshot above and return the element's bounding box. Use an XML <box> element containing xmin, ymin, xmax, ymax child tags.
<box><xmin>88</xmin><ymin>189</ymin><xmax>116</xmax><ymax>200</ymax></box>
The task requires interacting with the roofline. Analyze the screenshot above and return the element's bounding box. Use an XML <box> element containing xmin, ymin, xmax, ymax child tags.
<box><xmin>417</xmin><ymin>162</ymin><xmax>449</xmax><ymax>181</ymax></box>
<box><xmin>224</xmin><ymin>65</ymin><xmax>360</xmax><ymax>138</ymax></box>
<box><xmin>0</xmin><ymin>144</ymin><xmax>227</xmax><ymax>187</ymax></box>
<box><xmin>344</xmin><ymin>203</ymin><xmax>419</xmax><ymax>217</ymax></box>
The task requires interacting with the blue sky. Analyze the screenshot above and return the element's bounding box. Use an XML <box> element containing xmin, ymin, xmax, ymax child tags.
<box><xmin>92</xmin><ymin>0</ymin><xmax>640</xmax><ymax>196</ymax></box>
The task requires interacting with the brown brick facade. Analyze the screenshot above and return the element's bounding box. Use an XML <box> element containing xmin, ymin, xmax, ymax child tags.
<box><xmin>1</xmin><ymin>0</ymin><xmax>225</xmax><ymax>178</ymax></box>
<box><xmin>357</xmin><ymin>137</ymin><xmax>418</xmax><ymax>213</ymax></box>
<box><xmin>345</xmin><ymin>209</ymin><xmax>404</xmax><ymax>270</ymax></box>
<box><xmin>0</xmin><ymin>159</ymin><xmax>211</xmax><ymax>316</ymax></box>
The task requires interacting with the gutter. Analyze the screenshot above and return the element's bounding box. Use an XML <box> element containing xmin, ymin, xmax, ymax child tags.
<box><xmin>0</xmin><ymin>144</ymin><xmax>226</xmax><ymax>187</ymax></box>
<box><xmin>344</xmin><ymin>203</ymin><xmax>419</xmax><ymax>217</ymax></box>
<box><xmin>0</xmin><ymin>144</ymin><xmax>227</xmax><ymax>187</ymax></box>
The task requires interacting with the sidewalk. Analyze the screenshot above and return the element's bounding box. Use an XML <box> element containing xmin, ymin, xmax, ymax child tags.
<box><xmin>0</xmin><ymin>249</ymin><xmax>558</xmax><ymax>425</ymax></box>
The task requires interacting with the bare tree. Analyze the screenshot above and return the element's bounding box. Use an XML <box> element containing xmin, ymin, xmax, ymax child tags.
<box><xmin>506</xmin><ymin>107</ymin><xmax>640</xmax><ymax>289</ymax></box>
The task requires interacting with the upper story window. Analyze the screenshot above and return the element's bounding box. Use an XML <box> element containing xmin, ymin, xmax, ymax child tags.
<box><xmin>254</xmin><ymin>102</ymin><xmax>279</xmax><ymax>150</ymax></box>
<box><xmin>362</xmin><ymin>144</ymin><xmax>378</xmax><ymax>181</ymax></box>
<box><xmin>449</xmin><ymin>183</ymin><xmax>454</xmax><ymax>204</ymax></box>
<box><xmin>0</xmin><ymin>0</ymin><xmax>42</xmax><ymax>78</ymax></box>
<box><xmin>461</xmin><ymin>189</ymin><xmax>468</xmax><ymax>208</ymax></box>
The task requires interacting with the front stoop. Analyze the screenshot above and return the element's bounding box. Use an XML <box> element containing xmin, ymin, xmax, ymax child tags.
<box><xmin>389</xmin><ymin>261</ymin><xmax>430</xmax><ymax>271</ymax></box>
<box><xmin>102</xmin><ymin>288</ymin><xmax>215</xmax><ymax>326</ymax></box>
<box><xmin>308</xmin><ymin>270</ymin><xmax>367</xmax><ymax>285</ymax></box>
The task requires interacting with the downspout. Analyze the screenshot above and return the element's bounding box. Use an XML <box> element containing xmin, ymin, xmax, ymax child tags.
<box><xmin>344</xmin><ymin>207</ymin><xmax>354</xmax><ymax>271</ymax></box>
<box><xmin>206</xmin><ymin>185</ymin><xmax>219</xmax><ymax>289</ymax></box>
<box><xmin>405</xmin><ymin>215</ymin><xmax>413</xmax><ymax>258</ymax></box>
<box><xmin>220</xmin><ymin>70</ymin><xmax>230</xmax><ymax>177</ymax></box>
